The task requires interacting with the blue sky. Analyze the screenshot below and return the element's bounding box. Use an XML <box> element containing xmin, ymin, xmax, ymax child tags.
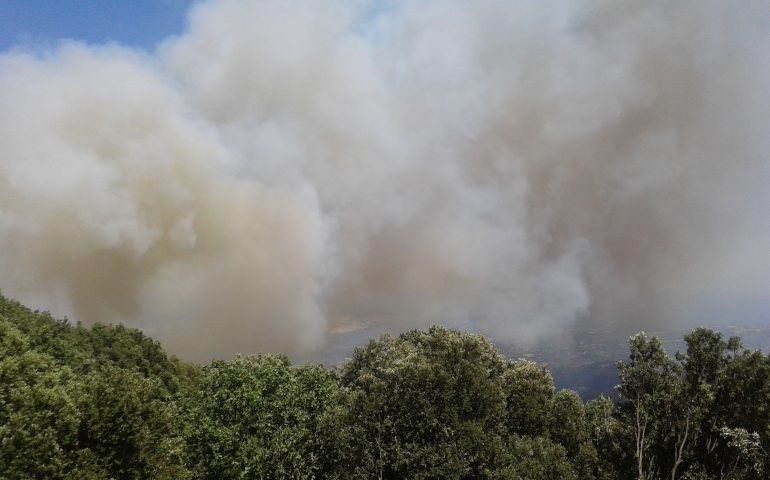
<box><xmin>0</xmin><ymin>0</ymin><xmax>195</xmax><ymax>51</ymax></box>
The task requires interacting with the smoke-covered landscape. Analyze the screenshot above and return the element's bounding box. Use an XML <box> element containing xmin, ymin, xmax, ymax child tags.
<box><xmin>1</xmin><ymin>0</ymin><xmax>769</xmax><ymax>478</ymax></box>
<box><xmin>2</xmin><ymin>0</ymin><xmax>770</xmax><ymax>362</ymax></box>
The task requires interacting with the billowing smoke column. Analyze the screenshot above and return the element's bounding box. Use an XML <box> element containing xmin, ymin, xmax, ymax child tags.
<box><xmin>1</xmin><ymin>0</ymin><xmax>768</xmax><ymax>361</ymax></box>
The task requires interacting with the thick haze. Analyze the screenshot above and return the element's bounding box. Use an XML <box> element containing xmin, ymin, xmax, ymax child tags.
<box><xmin>1</xmin><ymin>0</ymin><xmax>769</xmax><ymax>361</ymax></box>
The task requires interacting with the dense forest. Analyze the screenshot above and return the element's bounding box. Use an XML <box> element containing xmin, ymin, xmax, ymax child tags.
<box><xmin>1</xmin><ymin>293</ymin><xmax>768</xmax><ymax>479</ymax></box>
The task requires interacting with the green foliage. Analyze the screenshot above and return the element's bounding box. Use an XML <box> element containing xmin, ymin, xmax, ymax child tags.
<box><xmin>585</xmin><ymin>395</ymin><xmax>629</xmax><ymax>479</ymax></box>
<box><xmin>0</xmin><ymin>349</ymin><xmax>83</xmax><ymax>479</ymax></box>
<box><xmin>182</xmin><ymin>355</ymin><xmax>339</xmax><ymax>479</ymax></box>
<box><xmin>551</xmin><ymin>389</ymin><xmax>601</xmax><ymax>479</ymax></box>
<box><xmin>0</xmin><ymin>293</ymin><xmax>193</xmax><ymax>479</ymax></box>
<box><xmin>614</xmin><ymin>329</ymin><xmax>770</xmax><ymax>480</ymax></box>
<box><xmin>337</xmin><ymin>326</ymin><xmax>513</xmax><ymax>479</ymax></box>
<box><xmin>503</xmin><ymin>359</ymin><xmax>555</xmax><ymax>438</ymax></box>
<box><xmin>0</xmin><ymin>294</ymin><xmax>196</xmax><ymax>389</ymax></box>
<box><xmin>77</xmin><ymin>365</ymin><xmax>189</xmax><ymax>479</ymax></box>
<box><xmin>334</xmin><ymin>325</ymin><xmax>583</xmax><ymax>479</ymax></box>
<box><xmin>1</xmin><ymin>292</ymin><xmax>769</xmax><ymax>480</ymax></box>
<box><xmin>505</xmin><ymin>435</ymin><xmax>577</xmax><ymax>480</ymax></box>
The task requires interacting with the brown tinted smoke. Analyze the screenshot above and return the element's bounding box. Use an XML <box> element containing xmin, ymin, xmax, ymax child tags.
<box><xmin>1</xmin><ymin>0</ymin><xmax>768</xmax><ymax>361</ymax></box>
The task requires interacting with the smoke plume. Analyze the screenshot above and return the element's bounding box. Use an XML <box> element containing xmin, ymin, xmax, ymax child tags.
<box><xmin>1</xmin><ymin>0</ymin><xmax>768</xmax><ymax>361</ymax></box>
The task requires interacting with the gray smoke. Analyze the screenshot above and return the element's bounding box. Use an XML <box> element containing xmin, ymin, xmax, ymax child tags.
<box><xmin>1</xmin><ymin>0</ymin><xmax>768</xmax><ymax>361</ymax></box>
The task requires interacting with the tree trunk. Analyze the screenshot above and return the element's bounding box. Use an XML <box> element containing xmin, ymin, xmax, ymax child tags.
<box><xmin>670</xmin><ymin>414</ymin><xmax>690</xmax><ymax>480</ymax></box>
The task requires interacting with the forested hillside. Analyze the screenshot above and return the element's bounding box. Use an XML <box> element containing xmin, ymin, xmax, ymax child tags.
<box><xmin>1</xmin><ymin>293</ymin><xmax>768</xmax><ymax>479</ymax></box>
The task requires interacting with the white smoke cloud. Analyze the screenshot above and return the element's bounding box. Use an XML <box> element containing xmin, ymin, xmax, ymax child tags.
<box><xmin>1</xmin><ymin>0</ymin><xmax>768</xmax><ymax>361</ymax></box>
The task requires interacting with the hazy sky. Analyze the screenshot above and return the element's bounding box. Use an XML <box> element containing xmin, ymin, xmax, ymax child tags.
<box><xmin>1</xmin><ymin>0</ymin><xmax>768</xmax><ymax>362</ymax></box>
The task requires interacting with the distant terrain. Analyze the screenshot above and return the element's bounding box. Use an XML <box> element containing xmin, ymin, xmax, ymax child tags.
<box><xmin>508</xmin><ymin>325</ymin><xmax>770</xmax><ymax>400</ymax></box>
<box><xmin>325</xmin><ymin>324</ymin><xmax>770</xmax><ymax>400</ymax></box>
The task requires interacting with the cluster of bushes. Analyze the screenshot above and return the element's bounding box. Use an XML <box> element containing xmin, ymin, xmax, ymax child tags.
<box><xmin>1</xmin><ymin>293</ymin><xmax>768</xmax><ymax>479</ymax></box>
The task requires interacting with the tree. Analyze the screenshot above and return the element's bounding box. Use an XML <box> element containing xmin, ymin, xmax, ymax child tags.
<box><xmin>551</xmin><ymin>389</ymin><xmax>601</xmax><ymax>479</ymax></box>
<box><xmin>0</xmin><ymin>294</ymin><xmax>197</xmax><ymax>479</ymax></box>
<box><xmin>502</xmin><ymin>359</ymin><xmax>555</xmax><ymax>438</ymax></box>
<box><xmin>617</xmin><ymin>332</ymin><xmax>684</xmax><ymax>480</ymax></box>
<box><xmin>711</xmin><ymin>349</ymin><xmax>770</xmax><ymax>479</ymax></box>
<box><xmin>4</xmin><ymin>291</ymin><xmax>770</xmax><ymax>479</ymax></box>
<box><xmin>76</xmin><ymin>365</ymin><xmax>190</xmax><ymax>479</ymax></box>
<box><xmin>586</xmin><ymin>395</ymin><xmax>629</xmax><ymax>480</ymax></box>
<box><xmin>673</xmin><ymin>328</ymin><xmax>770</xmax><ymax>479</ymax></box>
<box><xmin>0</xmin><ymin>344</ymin><xmax>85</xmax><ymax>478</ymax></box>
<box><xmin>504</xmin><ymin>435</ymin><xmax>578</xmax><ymax>480</ymax></box>
<box><xmin>181</xmin><ymin>355</ymin><xmax>339</xmax><ymax>479</ymax></box>
<box><xmin>336</xmin><ymin>326</ymin><xmax>516</xmax><ymax>479</ymax></box>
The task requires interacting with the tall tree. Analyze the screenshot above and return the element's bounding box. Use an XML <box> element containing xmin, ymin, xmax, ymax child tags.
<box><xmin>181</xmin><ymin>355</ymin><xmax>339</xmax><ymax>480</ymax></box>
<box><xmin>617</xmin><ymin>333</ymin><xmax>683</xmax><ymax>480</ymax></box>
<box><xmin>337</xmin><ymin>326</ymin><xmax>518</xmax><ymax>479</ymax></box>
